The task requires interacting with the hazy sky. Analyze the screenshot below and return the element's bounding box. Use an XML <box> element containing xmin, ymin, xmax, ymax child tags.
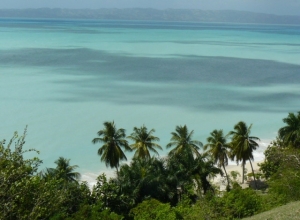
<box><xmin>2</xmin><ymin>0</ymin><xmax>300</xmax><ymax>16</ymax></box>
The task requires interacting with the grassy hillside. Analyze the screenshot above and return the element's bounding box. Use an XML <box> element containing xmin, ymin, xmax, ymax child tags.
<box><xmin>243</xmin><ymin>201</ymin><xmax>300</xmax><ymax>220</ymax></box>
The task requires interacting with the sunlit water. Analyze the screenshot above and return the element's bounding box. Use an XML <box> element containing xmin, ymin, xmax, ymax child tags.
<box><xmin>1</xmin><ymin>19</ymin><xmax>300</xmax><ymax>185</ymax></box>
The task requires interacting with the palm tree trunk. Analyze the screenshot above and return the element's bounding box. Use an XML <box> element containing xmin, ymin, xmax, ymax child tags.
<box><xmin>249</xmin><ymin>160</ymin><xmax>258</xmax><ymax>190</ymax></box>
<box><xmin>116</xmin><ymin>166</ymin><xmax>119</xmax><ymax>177</ymax></box>
<box><xmin>242</xmin><ymin>160</ymin><xmax>245</xmax><ymax>184</ymax></box>
<box><xmin>223</xmin><ymin>164</ymin><xmax>230</xmax><ymax>190</ymax></box>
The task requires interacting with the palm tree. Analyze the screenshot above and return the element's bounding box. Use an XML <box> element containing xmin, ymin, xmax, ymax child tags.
<box><xmin>228</xmin><ymin>121</ymin><xmax>260</xmax><ymax>187</ymax></box>
<box><xmin>92</xmin><ymin>121</ymin><xmax>131</xmax><ymax>174</ymax></box>
<box><xmin>278</xmin><ymin>112</ymin><xmax>300</xmax><ymax>148</ymax></box>
<box><xmin>42</xmin><ymin>157</ymin><xmax>80</xmax><ymax>183</ymax></box>
<box><xmin>167</xmin><ymin>152</ymin><xmax>221</xmax><ymax>196</ymax></box>
<box><xmin>54</xmin><ymin>157</ymin><xmax>81</xmax><ymax>183</ymax></box>
<box><xmin>204</xmin><ymin>129</ymin><xmax>231</xmax><ymax>190</ymax></box>
<box><xmin>127</xmin><ymin>125</ymin><xmax>162</xmax><ymax>159</ymax></box>
<box><xmin>189</xmin><ymin>155</ymin><xmax>222</xmax><ymax>194</ymax></box>
<box><xmin>118</xmin><ymin>157</ymin><xmax>173</xmax><ymax>204</ymax></box>
<box><xmin>166</xmin><ymin>125</ymin><xmax>202</xmax><ymax>159</ymax></box>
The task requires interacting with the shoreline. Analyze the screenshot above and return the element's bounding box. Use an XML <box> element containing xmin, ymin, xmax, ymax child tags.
<box><xmin>212</xmin><ymin>160</ymin><xmax>264</xmax><ymax>190</ymax></box>
<box><xmin>81</xmin><ymin>159</ymin><xmax>265</xmax><ymax>188</ymax></box>
<box><xmin>80</xmin><ymin>141</ymin><xmax>269</xmax><ymax>188</ymax></box>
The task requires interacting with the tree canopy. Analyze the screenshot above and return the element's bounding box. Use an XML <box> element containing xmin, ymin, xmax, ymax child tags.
<box><xmin>127</xmin><ymin>125</ymin><xmax>162</xmax><ymax>159</ymax></box>
<box><xmin>204</xmin><ymin>129</ymin><xmax>230</xmax><ymax>189</ymax></box>
<box><xmin>278</xmin><ymin>112</ymin><xmax>300</xmax><ymax>148</ymax></box>
<box><xmin>92</xmin><ymin>121</ymin><xmax>132</xmax><ymax>173</ymax></box>
<box><xmin>228</xmin><ymin>121</ymin><xmax>260</xmax><ymax>185</ymax></box>
<box><xmin>4</xmin><ymin>112</ymin><xmax>300</xmax><ymax>219</ymax></box>
<box><xmin>167</xmin><ymin>125</ymin><xmax>203</xmax><ymax>159</ymax></box>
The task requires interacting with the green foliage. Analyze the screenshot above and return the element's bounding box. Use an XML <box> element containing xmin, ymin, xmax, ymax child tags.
<box><xmin>229</xmin><ymin>170</ymin><xmax>241</xmax><ymax>182</ymax></box>
<box><xmin>278</xmin><ymin>112</ymin><xmax>300</xmax><ymax>148</ymax></box>
<box><xmin>118</xmin><ymin>157</ymin><xmax>177</xmax><ymax>205</ymax></box>
<box><xmin>58</xmin><ymin>182</ymin><xmax>93</xmax><ymax>217</ymax></box>
<box><xmin>169</xmin><ymin>188</ymin><xmax>268</xmax><ymax>220</ymax></box>
<box><xmin>204</xmin><ymin>129</ymin><xmax>231</xmax><ymax>189</ymax></box>
<box><xmin>4</xmin><ymin>114</ymin><xmax>300</xmax><ymax>220</ymax></box>
<box><xmin>65</xmin><ymin>206</ymin><xmax>123</xmax><ymax>220</ymax></box>
<box><xmin>92</xmin><ymin>121</ymin><xmax>131</xmax><ymax>172</ymax></box>
<box><xmin>92</xmin><ymin>173</ymin><xmax>133</xmax><ymax>216</ymax></box>
<box><xmin>129</xmin><ymin>199</ymin><xmax>177</xmax><ymax>220</ymax></box>
<box><xmin>91</xmin><ymin>209</ymin><xmax>123</xmax><ymax>220</ymax></box>
<box><xmin>219</xmin><ymin>188</ymin><xmax>262</xmax><ymax>218</ymax></box>
<box><xmin>259</xmin><ymin>138</ymin><xmax>300</xmax><ymax>204</ymax></box>
<box><xmin>259</xmin><ymin>139</ymin><xmax>285</xmax><ymax>179</ymax></box>
<box><xmin>0</xmin><ymin>129</ymin><xmax>95</xmax><ymax>219</ymax></box>
<box><xmin>167</xmin><ymin>125</ymin><xmax>203</xmax><ymax>158</ymax></box>
<box><xmin>267</xmin><ymin>148</ymin><xmax>300</xmax><ymax>203</ymax></box>
<box><xmin>258</xmin><ymin>138</ymin><xmax>300</xmax><ymax>212</ymax></box>
<box><xmin>228</xmin><ymin>121</ymin><xmax>260</xmax><ymax>186</ymax></box>
<box><xmin>53</xmin><ymin>157</ymin><xmax>81</xmax><ymax>183</ymax></box>
<box><xmin>127</xmin><ymin>125</ymin><xmax>162</xmax><ymax>159</ymax></box>
<box><xmin>175</xmin><ymin>188</ymin><xmax>264</xmax><ymax>220</ymax></box>
<box><xmin>0</xmin><ymin>128</ymin><xmax>66</xmax><ymax>219</ymax></box>
<box><xmin>175</xmin><ymin>196</ymin><xmax>218</xmax><ymax>220</ymax></box>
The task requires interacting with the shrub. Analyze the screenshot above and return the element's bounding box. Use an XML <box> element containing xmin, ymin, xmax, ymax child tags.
<box><xmin>219</xmin><ymin>188</ymin><xmax>262</xmax><ymax>219</ymax></box>
<box><xmin>129</xmin><ymin>199</ymin><xmax>176</xmax><ymax>220</ymax></box>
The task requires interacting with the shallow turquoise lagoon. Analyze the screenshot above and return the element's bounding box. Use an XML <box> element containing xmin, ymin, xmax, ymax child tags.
<box><xmin>1</xmin><ymin>19</ymin><xmax>300</xmax><ymax>183</ymax></box>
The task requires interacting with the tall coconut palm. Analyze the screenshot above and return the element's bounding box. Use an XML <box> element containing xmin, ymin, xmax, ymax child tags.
<box><xmin>166</xmin><ymin>125</ymin><xmax>202</xmax><ymax>159</ymax></box>
<box><xmin>42</xmin><ymin>157</ymin><xmax>81</xmax><ymax>183</ymax></box>
<box><xmin>54</xmin><ymin>157</ymin><xmax>81</xmax><ymax>183</ymax></box>
<box><xmin>228</xmin><ymin>121</ymin><xmax>260</xmax><ymax>187</ymax></box>
<box><xmin>127</xmin><ymin>125</ymin><xmax>162</xmax><ymax>159</ymax></box>
<box><xmin>204</xmin><ymin>129</ymin><xmax>231</xmax><ymax>190</ymax></box>
<box><xmin>278</xmin><ymin>112</ymin><xmax>300</xmax><ymax>148</ymax></box>
<box><xmin>92</xmin><ymin>121</ymin><xmax>131</xmax><ymax>174</ymax></box>
<box><xmin>189</xmin><ymin>155</ymin><xmax>222</xmax><ymax>194</ymax></box>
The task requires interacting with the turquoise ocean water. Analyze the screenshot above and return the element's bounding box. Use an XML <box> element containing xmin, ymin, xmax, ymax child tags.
<box><xmin>1</xmin><ymin>19</ymin><xmax>300</xmax><ymax>184</ymax></box>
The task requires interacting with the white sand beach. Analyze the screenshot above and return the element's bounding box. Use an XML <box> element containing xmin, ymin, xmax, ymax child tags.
<box><xmin>212</xmin><ymin>161</ymin><xmax>263</xmax><ymax>190</ymax></box>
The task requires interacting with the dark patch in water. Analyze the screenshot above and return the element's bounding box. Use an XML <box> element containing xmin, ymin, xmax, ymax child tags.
<box><xmin>1</xmin><ymin>48</ymin><xmax>299</xmax><ymax>86</ymax></box>
<box><xmin>124</xmin><ymin>40</ymin><xmax>300</xmax><ymax>47</ymax></box>
<box><xmin>1</xmin><ymin>19</ymin><xmax>300</xmax><ymax>36</ymax></box>
<box><xmin>1</xmin><ymin>48</ymin><xmax>300</xmax><ymax>113</ymax></box>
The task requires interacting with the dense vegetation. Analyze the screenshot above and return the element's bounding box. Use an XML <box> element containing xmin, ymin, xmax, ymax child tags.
<box><xmin>1</xmin><ymin>112</ymin><xmax>300</xmax><ymax>219</ymax></box>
